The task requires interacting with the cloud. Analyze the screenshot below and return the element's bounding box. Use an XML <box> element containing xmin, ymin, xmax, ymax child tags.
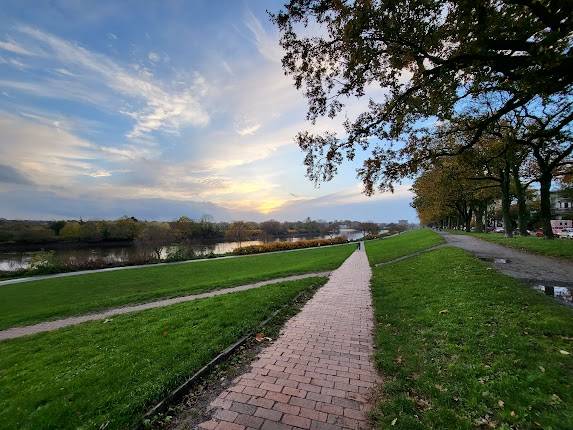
<box><xmin>0</xmin><ymin>113</ymin><xmax>97</xmax><ymax>187</ymax></box>
<box><xmin>0</xmin><ymin>164</ymin><xmax>33</xmax><ymax>185</ymax></box>
<box><xmin>86</xmin><ymin>169</ymin><xmax>112</xmax><ymax>178</ymax></box>
<box><xmin>267</xmin><ymin>185</ymin><xmax>417</xmax><ymax>222</ymax></box>
<box><xmin>0</xmin><ymin>39</ymin><xmax>35</xmax><ymax>56</ymax></box>
<box><xmin>2</xmin><ymin>26</ymin><xmax>210</xmax><ymax>139</ymax></box>
<box><xmin>147</xmin><ymin>51</ymin><xmax>160</xmax><ymax>62</ymax></box>
<box><xmin>236</xmin><ymin>123</ymin><xmax>261</xmax><ymax>136</ymax></box>
<box><xmin>0</xmin><ymin>55</ymin><xmax>26</xmax><ymax>69</ymax></box>
<box><xmin>53</xmin><ymin>68</ymin><xmax>75</xmax><ymax>77</ymax></box>
<box><xmin>244</xmin><ymin>12</ymin><xmax>283</xmax><ymax>63</ymax></box>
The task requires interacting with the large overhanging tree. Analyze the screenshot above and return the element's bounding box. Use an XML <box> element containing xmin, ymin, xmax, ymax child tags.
<box><xmin>271</xmin><ymin>0</ymin><xmax>572</xmax><ymax>197</ymax></box>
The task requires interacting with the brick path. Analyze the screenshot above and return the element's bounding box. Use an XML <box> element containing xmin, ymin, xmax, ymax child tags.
<box><xmin>198</xmin><ymin>247</ymin><xmax>378</xmax><ymax>430</ymax></box>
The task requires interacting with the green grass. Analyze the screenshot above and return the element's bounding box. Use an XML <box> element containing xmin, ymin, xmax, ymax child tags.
<box><xmin>462</xmin><ymin>232</ymin><xmax>573</xmax><ymax>260</ymax></box>
<box><xmin>370</xmin><ymin>247</ymin><xmax>573</xmax><ymax>429</ymax></box>
<box><xmin>0</xmin><ymin>244</ymin><xmax>354</xmax><ymax>330</ymax></box>
<box><xmin>0</xmin><ymin>277</ymin><xmax>326</xmax><ymax>430</ymax></box>
<box><xmin>365</xmin><ymin>229</ymin><xmax>444</xmax><ymax>265</ymax></box>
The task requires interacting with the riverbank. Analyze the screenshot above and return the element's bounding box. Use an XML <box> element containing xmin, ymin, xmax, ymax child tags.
<box><xmin>0</xmin><ymin>244</ymin><xmax>355</xmax><ymax>330</ymax></box>
<box><xmin>0</xmin><ymin>236</ymin><xmax>354</xmax><ymax>281</ymax></box>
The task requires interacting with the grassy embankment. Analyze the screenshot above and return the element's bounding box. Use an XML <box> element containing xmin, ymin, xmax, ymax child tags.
<box><xmin>0</xmin><ymin>277</ymin><xmax>327</xmax><ymax>430</ymax></box>
<box><xmin>369</xmin><ymin>246</ymin><xmax>573</xmax><ymax>429</ymax></box>
<box><xmin>461</xmin><ymin>232</ymin><xmax>573</xmax><ymax>260</ymax></box>
<box><xmin>0</xmin><ymin>244</ymin><xmax>354</xmax><ymax>330</ymax></box>
<box><xmin>365</xmin><ymin>229</ymin><xmax>444</xmax><ymax>265</ymax></box>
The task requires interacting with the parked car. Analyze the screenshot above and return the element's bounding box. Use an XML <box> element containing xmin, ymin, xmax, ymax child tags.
<box><xmin>558</xmin><ymin>228</ymin><xmax>573</xmax><ymax>239</ymax></box>
<box><xmin>494</xmin><ymin>227</ymin><xmax>505</xmax><ymax>233</ymax></box>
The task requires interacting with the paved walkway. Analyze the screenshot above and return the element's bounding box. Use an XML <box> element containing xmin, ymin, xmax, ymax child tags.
<box><xmin>198</xmin><ymin>247</ymin><xmax>377</xmax><ymax>430</ymax></box>
<box><xmin>0</xmin><ymin>272</ymin><xmax>330</xmax><ymax>342</ymax></box>
<box><xmin>440</xmin><ymin>232</ymin><xmax>573</xmax><ymax>286</ymax></box>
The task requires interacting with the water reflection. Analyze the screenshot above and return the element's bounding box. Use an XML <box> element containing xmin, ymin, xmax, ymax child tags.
<box><xmin>0</xmin><ymin>231</ymin><xmax>364</xmax><ymax>272</ymax></box>
<box><xmin>533</xmin><ymin>284</ymin><xmax>573</xmax><ymax>304</ymax></box>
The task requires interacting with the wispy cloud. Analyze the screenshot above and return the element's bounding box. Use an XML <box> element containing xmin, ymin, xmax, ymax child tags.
<box><xmin>0</xmin><ymin>113</ymin><xmax>97</xmax><ymax>187</ymax></box>
<box><xmin>0</xmin><ymin>38</ymin><xmax>36</xmax><ymax>56</ymax></box>
<box><xmin>2</xmin><ymin>25</ymin><xmax>210</xmax><ymax>139</ymax></box>
<box><xmin>244</xmin><ymin>12</ymin><xmax>283</xmax><ymax>63</ymax></box>
<box><xmin>86</xmin><ymin>169</ymin><xmax>112</xmax><ymax>178</ymax></box>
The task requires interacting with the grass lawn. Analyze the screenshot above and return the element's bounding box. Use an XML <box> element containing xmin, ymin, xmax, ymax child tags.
<box><xmin>370</xmin><ymin>247</ymin><xmax>573</xmax><ymax>429</ymax></box>
<box><xmin>0</xmin><ymin>244</ymin><xmax>354</xmax><ymax>330</ymax></box>
<box><xmin>463</xmin><ymin>232</ymin><xmax>573</xmax><ymax>260</ymax></box>
<box><xmin>0</xmin><ymin>277</ymin><xmax>326</xmax><ymax>430</ymax></box>
<box><xmin>365</xmin><ymin>229</ymin><xmax>444</xmax><ymax>265</ymax></box>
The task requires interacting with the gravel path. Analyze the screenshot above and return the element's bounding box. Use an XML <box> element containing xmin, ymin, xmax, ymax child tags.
<box><xmin>440</xmin><ymin>232</ymin><xmax>573</xmax><ymax>285</ymax></box>
<box><xmin>0</xmin><ymin>272</ymin><xmax>330</xmax><ymax>342</ymax></box>
<box><xmin>197</xmin><ymin>246</ymin><xmax>378</xmax><ymax>430</ymax></box>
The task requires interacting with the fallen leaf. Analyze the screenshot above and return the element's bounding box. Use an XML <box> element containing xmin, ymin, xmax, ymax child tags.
<box><xmin>255</xmin><ymin>333</ymin><xmax>272</xmax><ymax>342</ymax></box>
<box><xmin>498</xmin><ymin>400</ymin><xmax>504</xmax><ymax>408</ymax></box>
<box><xmin>559</xmin><ymin>349</ymin><xmax>570</xmax><ymax>355</ymax></box>
<box><xmin>510</xmin><ymin>411</ymin><xmax>516</xmax><ymax>417</ymax></box>
<box><xmin>103</xmin><ymin>319</ymin><xmax>112</xmax><ymax>324</ymax></box>
<box><xmin>539</xmin><ymin>366</ymin><xmax>545</xmax><ymax>373</ymax></box>
<box><xmin>391</xmin><ymin>417</ymin><xmax>397</xmax><ymax>426</ymax></box>
<box><xmin>439</xmin><ymin>309</ymin><xmax>448</xmax><ymax>315</ymax></box>
<box><xmin>395</xmin><ymin>355</ymin><xmax>404</xmax><ymax>365</ymax></box>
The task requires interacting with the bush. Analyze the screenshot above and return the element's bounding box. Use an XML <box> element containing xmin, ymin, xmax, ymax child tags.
<box><xmin>231</xmin><ymin>237</ymin><xmax>348</xmax><ymax>255</ymax></box>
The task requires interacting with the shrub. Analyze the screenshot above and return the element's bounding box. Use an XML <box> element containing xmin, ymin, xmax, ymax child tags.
<box><xmin>231</xmin><ymin>237</ymin><xmax>348</xmax><ymax>255</ymax></box>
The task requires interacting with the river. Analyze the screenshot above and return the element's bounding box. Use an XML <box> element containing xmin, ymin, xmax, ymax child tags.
<box><xmin>0</xmin><ymin>229</ymin><xmax>364</xmax><ymax>272</ymax></box>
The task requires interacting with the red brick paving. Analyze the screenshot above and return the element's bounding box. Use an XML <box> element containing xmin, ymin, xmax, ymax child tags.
<box><xmin>199</xmin><ymin>247</ymin><xmax>378</xmax><ymax>430</ymax></box>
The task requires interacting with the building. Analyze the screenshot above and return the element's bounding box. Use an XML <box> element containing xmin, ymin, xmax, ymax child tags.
<box><xmin>398</xmin><ymin>219</ymin><xmax>408</xmax><ymax>225</ymax></box>
<box><xmin>551</xmin><ymin>191</ymin><xmax>573</xmax><ymax>220</ymax></box>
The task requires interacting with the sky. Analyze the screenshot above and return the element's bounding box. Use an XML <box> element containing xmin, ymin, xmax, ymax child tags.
<box><xmin>0</xmin><ymin>0</ymin><xmax>417</xmax><ymax>223</ymax></box>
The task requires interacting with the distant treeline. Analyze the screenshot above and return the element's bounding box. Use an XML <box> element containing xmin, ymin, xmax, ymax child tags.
<box><xmin>0</xmin><ymin>216</ymin><xmax>402</xmax><ymax>246</ymax></box>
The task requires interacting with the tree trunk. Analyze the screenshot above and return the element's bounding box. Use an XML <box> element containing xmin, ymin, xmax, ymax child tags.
<box><xmin>500</xmin><ymin>166</ymin><xmax>513</xmax><ymax>238</ymax></box>
<box><xmin>464</xmin><ymin>207</ymin><xmax>473</xmax><ymax>232</ymax></box>
<box><xmin>539</xmin><ymin>172</ymin><xmax>554</xmax><ymax>239</ymax></box>
<box><xmin>474</xmin><ymin>204</ymin><xmax>485</xmax><ymax>232</ymax></box>
<box><xmin>516</xmin><ymin>190</ymin><xmax>529</xmax><ymax>235</ymax></box>
<box><xmin>512</xmin><ymin>169</ymin><xmax>529</xmax><ymax>235</ymax></box>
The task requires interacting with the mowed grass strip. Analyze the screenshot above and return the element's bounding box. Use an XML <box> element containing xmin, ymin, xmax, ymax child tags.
<box><xmin>370</xmin><ymin>247</ymin><xmax>573</xmax><ymax>430</ymax></box>
<box><xmin>0</xmin><ymin>277</ymin><xmax>326</xmax><ymax>430</ymax></box>
<box><xmin>0</xmin><ymin>244</ymin><xmax>354</xmax><ymax>330</ymax></box>
<box><xmin>365</xmin><ymin>229</ymin><xmax>444</xmax><ymax>266</ymax></box>
<box><xmin>463</xmin><ymin>232</ymin><xmax>573</xmax><ymax>260</ymax></box>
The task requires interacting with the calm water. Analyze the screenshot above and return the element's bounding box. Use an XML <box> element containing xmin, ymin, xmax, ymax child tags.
<box><xmin>0</xmin><ymin>229</ymin><xmax>364</xmax><ymax>272</ymax></box>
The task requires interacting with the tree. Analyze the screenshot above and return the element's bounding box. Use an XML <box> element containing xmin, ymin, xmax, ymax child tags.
<box><xmin>359</xmin><ymin>222</ymin><xmax>380</xmax><ymax>236</ymax></box>
<box><xmin>172</xmin><ymin>216</ymin><xmax>198</xmax><ymax>241</ymax></box>
<box><xmin>59</xmin><ymin>221</ymin><xmax>81</xmax><ymax>240</ymax></box>
<box><xmin>260</xmin><ymin>220</ymin><xmax>286</xmax><ymax>241</ymax></box>
<box><xmin>272</xmin><ymin>1</ymin><xmax>572</xmax><ymax>193</ymax></box>
<box><xmin>135</xmin><ymin>223</ymin><xmax>175</xmax><ymax>260</ymax></box>
<box><xmin>411</xmin><ymin>156</ymin><xmax>499</xmax><ymax>232</ymax></box>
<box><xmin>511</xmin><ymin>99</ymin><xmax>573</xmax><ymax>237</ymax></box>
<box><xmin>225</xmin><ymin>221</ymin><xmax>250</xmax><ymax>248</ymax></box>
<box><xmin>48</xmin><ymin>220</ymin><xmax>66</xmax><ymax>236</ymax></box>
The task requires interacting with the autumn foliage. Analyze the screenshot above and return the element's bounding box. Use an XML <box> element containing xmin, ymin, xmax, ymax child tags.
<box><xmin>232</xmin><ymin>237</ymin><xmax>348</xmax><ymax>255</ymax></box>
